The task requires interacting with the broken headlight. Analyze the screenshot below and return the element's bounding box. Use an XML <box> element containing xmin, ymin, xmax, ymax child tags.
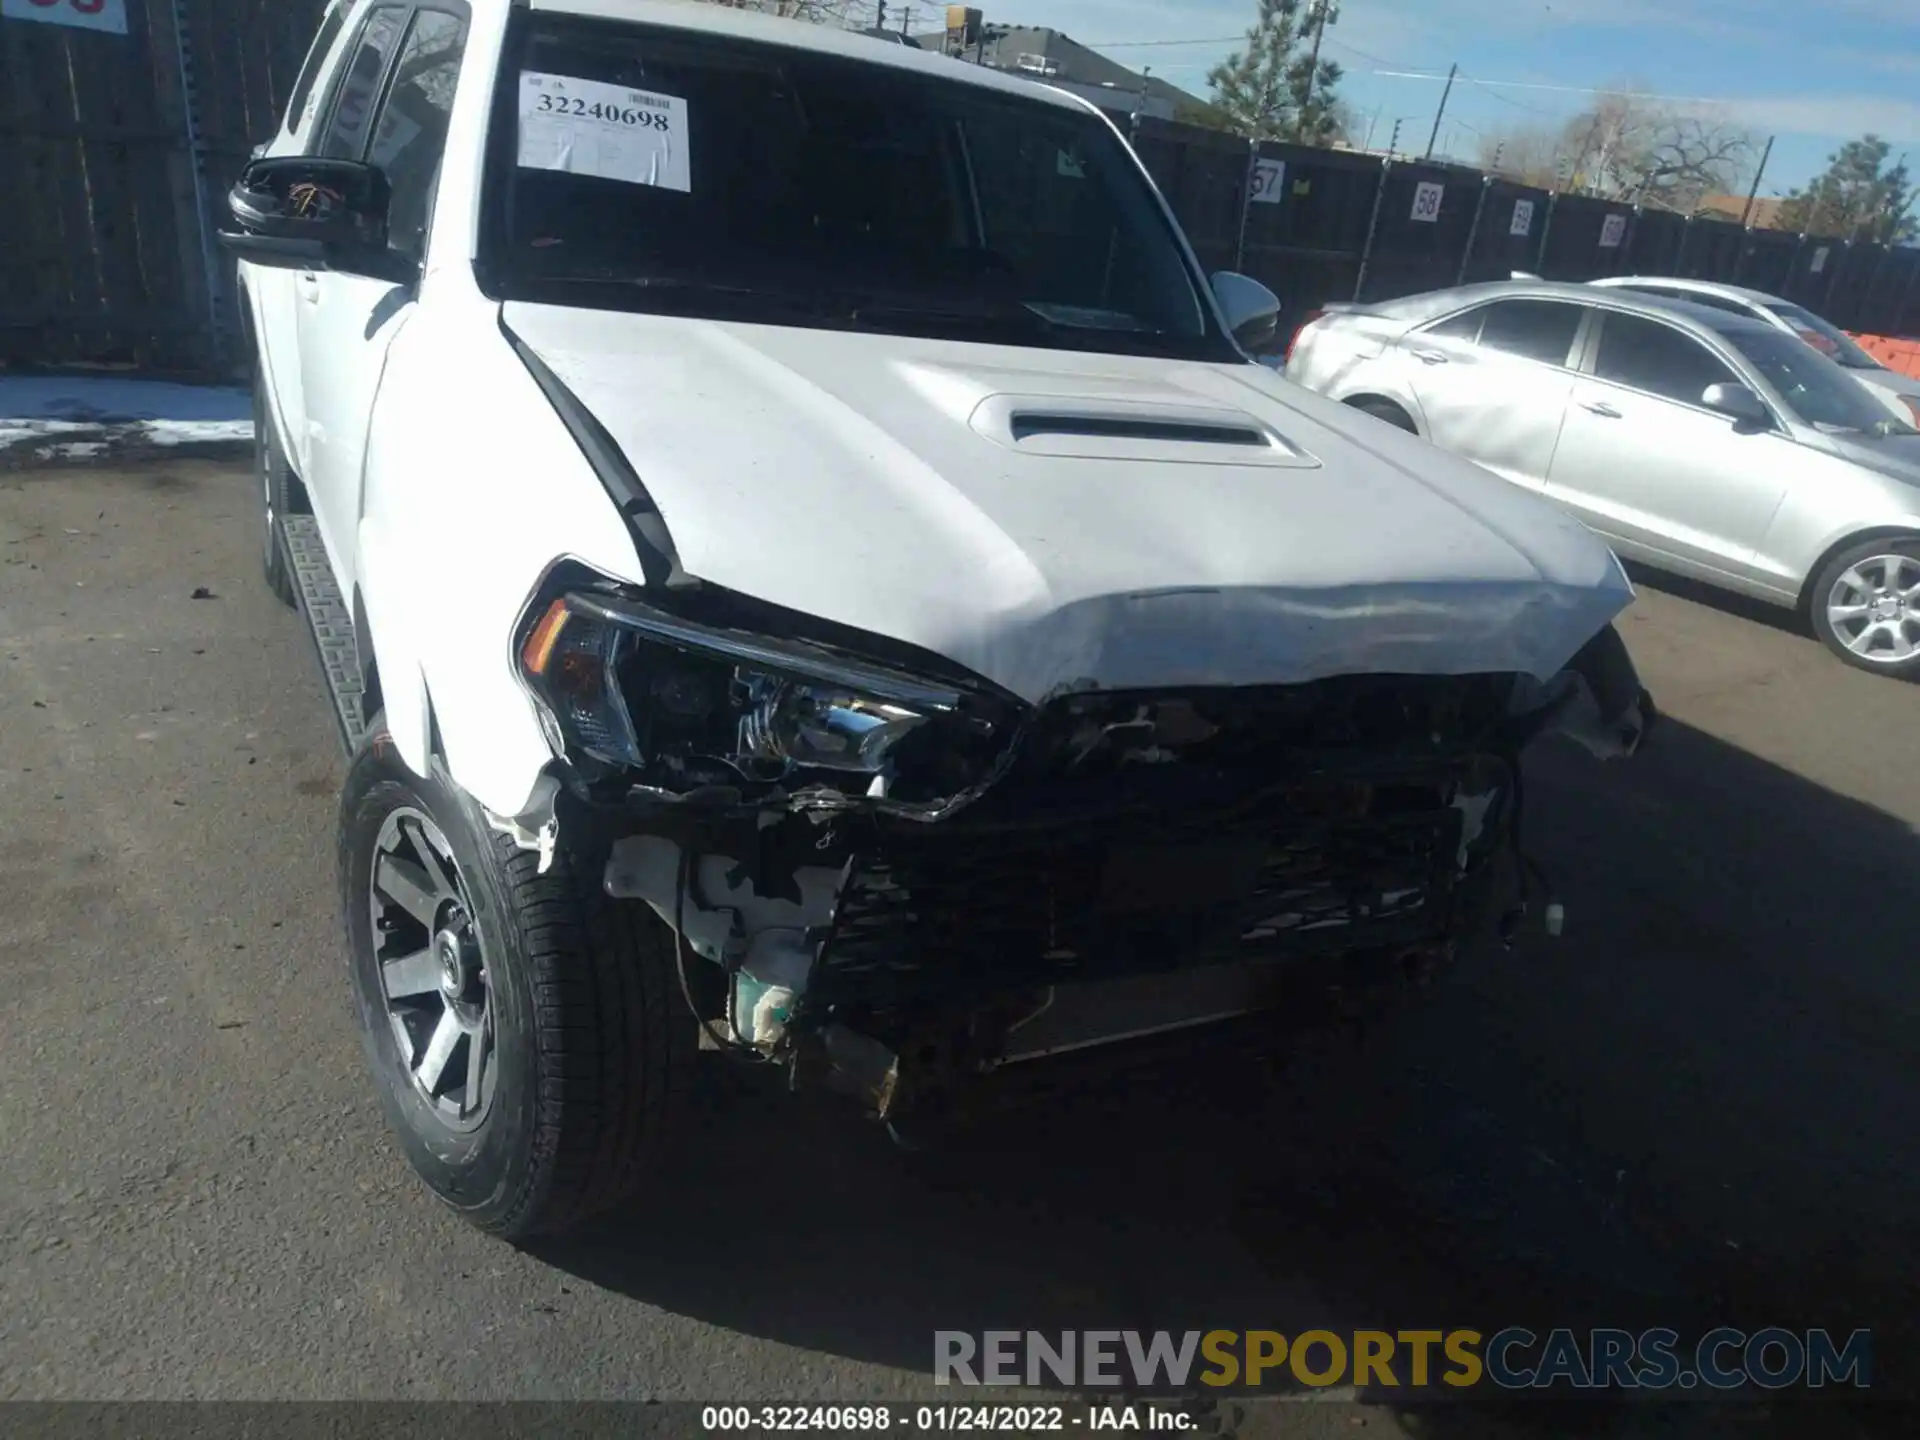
<box><xmin>515</xmin><ymin>578</ymin><xmax>1019</xmax><ymax>809</ymax></box>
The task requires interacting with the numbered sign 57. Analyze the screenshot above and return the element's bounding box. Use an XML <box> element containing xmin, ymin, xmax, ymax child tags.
<box><xmin>1598</xmin><ymin>213</ymin><xmax>1628</xmax><ymax>248</ymax></box>
<box><xmin>1410</xmin><ymin>181</ymin><xmax>1445</xmax><ymax>223</ymax></box>
<box><xmin>0</xmin><ymin>0</ymin><xmax>128</xmax><ymax>34</ymax></box>
<box><xmin>1250</xmin><ymin>157</ymin><xmax>1286</xmax><ymax>205</ymax></box>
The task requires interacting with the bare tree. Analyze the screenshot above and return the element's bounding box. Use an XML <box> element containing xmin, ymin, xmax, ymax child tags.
<box><xmin>1480</xmin><ymin>88</ymin><xmax>1755</xmax><ymax>213</ymax></box>
<box><xmin>700</xmin><ymin>0</ymin><xmax>871</xmax><ymax>22</ymax></box>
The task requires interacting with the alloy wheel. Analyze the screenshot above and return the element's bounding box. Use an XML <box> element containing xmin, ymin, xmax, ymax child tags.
<box><xmin>368</xmin><ymin>808</ymin><xmax>496</xmax><ymax>1131</ymax></box>
<box><xmin>1826</xmin><ymin>553</ymin><xmax>1920</xmax><ymax>665</ymax></box>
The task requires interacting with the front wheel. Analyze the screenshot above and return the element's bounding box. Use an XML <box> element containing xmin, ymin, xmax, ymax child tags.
<box><xmin>338</xmin><ymin>726</ymin><xmax>696</xmax><ymax>1237</ymax></box>
<box><xmin>1809</xmin><ymin>539</ymin><xmax>1920</xmax><ymax>680</ymax></box>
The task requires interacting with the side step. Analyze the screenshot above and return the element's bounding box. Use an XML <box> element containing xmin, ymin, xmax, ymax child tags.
<box><xmin>281</xmin><ymin>515</ymin><xmax>368</xmax><ymax>757</ymax></box>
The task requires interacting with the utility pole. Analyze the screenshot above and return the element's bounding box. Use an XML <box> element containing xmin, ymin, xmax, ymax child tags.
<box><xmin>1300</xmin><ymin>0</ymin><xmax>1333</xmax><ymax>138</ymax></box>
<box><xmin>1739</xmin><ymin>135</ymin><xmax>1775</xmax><ymax>228</ymax></box>
<box><xmin>875</xmin><ymin>1</ymin><xmax>886</xmax><ymax>30</ymax></box>
<box><xmin>1425</xmin><ymin>63</ymin><xmax>1458</xmax><ymax>161</ymax></box>
<box><xmin>899</xmin><ymin>4</ymin><xmax>910</xmax><ymax>35</ymax></box>
<box><xmin>1385</xmin><ymin>116</ymin><xmax>1403</xmax><ymax>162</ymax></box>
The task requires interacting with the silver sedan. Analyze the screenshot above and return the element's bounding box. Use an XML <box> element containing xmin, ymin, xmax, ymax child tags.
<box><xmin>1285</xmin><ymin>280</ymin><xmax>1920</xmax><ymax>678</ymax></box>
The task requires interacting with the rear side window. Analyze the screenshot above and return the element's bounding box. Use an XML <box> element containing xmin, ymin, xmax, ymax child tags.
<box><xmin>1477</xmin><ymin>299</ymin><xmax>1582</xmax><ymax>365</ymax></box>
<box><xmin>1425</xmin><ymin>308</ymin><xmax>1484</xmax><ymax>342</ymax></box>
<box><xmin>285</xmin><ymin>5</ymin><xmax>350</xmax><ymax>136</ymax></box>
<box><xmin>1593</xmin><ymin>312</ymin><xmax>1735</xmax><ymax>407</ymax></box>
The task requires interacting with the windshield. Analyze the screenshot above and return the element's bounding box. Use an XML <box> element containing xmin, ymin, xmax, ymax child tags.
<box><xmin>1714</xmin><ymin>323</ymin><xmax>1917</xmax><ymax>434</ymax></box>
<box><xmin>1763</xmin><ymin>302</ymin><xmax>1881</xmax><ymax>370</ymax></box>
<box><xmin>479</xmin><ymin>17</ymin><xmax>1230</xmax><ymax>361</ymax></box>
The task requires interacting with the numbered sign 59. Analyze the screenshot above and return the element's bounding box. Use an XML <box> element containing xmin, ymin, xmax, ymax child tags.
<box><xmin>0</xmin><ymin>0</ymin><xmax>128</xmax><ymax>34</ymax></box>
<box><xmin>1510</xmin><ymin>199</ymin><xmax>1536</xmax><ymax>237</ymax></box>
<box><xmin>1598</xmin><ymin>213</ymin><xmax>1628</xmax><ymax>248</ymax></box>
<box><xmin>1250</xmin><ymin>157</ymin><xmax>1286</xmax><ymax>205</ymax></box>
<box><xmin>1410</xmin><ymin>181</ymin><xmax>1445</xmax><ymax>223</ymax></box>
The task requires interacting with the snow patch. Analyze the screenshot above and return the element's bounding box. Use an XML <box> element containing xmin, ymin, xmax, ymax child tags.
<box><xmin>0</xmin><ymin>374</ymin><xmax>253</xmax><ymax>459</ymax></box>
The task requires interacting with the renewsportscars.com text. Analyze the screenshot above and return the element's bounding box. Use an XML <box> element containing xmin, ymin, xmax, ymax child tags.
<box><xmin>934</xmin><ymin>1328</ymin><xmax>1872</xmax><ymax>1391</ymax></box>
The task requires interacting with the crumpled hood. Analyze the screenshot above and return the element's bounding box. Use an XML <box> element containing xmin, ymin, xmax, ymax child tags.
<box><xmin>502</xmin><ymin>302</ymin><xmax>1632</xmax><ymax>702</ymax></box>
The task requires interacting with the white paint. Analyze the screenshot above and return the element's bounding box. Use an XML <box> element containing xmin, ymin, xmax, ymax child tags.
<box><xmin>517</xmin><ymin>72</ymin><xmax>690</xmax><ymax>192</ymax></box>
<box><xmin>236</xmin><ymin>0</ymin><xmax>1637</xmax><ymax>820</ymax></box>
<box><xmin>1598</xmin><ymin>214</ymin><xmax>1628</xmax><ymax>248</ymax></box>
<box><xmin>1410</xmin><ymin>181</ymin><xmax>1444</xmax><ymax>222</ymax></box>
<box><xmin>1</xmin><ymin>0</ymin><xmax>128</xmax><ymax>35</ymax></box>
<box><xmin>1510</xmin><ymin>198</ymin><xmax>1535</xmax><ymax>237</ymax></box>
<box><xmin>1250</xmin><ymin>156</ymin><xmax>1285</xmax><ymax>205</ymax></box>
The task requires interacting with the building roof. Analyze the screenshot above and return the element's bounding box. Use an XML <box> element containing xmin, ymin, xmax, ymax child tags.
<box><xmin>1693</xmin><ymin>194</ymin><xmax>1791</xmax><ymax>230</ymax></box>
<box><xmin>913</xmin><ymin>23</ymin><xmax>1206</xmax><ymax>113</ymax></box>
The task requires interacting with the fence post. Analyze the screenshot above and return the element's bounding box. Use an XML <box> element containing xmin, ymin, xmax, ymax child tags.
<box><xmin>1673</xmin><ymin>215</ymin><xmax>1693</xmax><ymax>277</ymax></box>
<box><xmin>1233</xmin><ymin>137</ymin><xmax>1257</xmax><ymax>273</ymax></box>
<box><xmin>1353</xmin><ymin>156</ymin><xmax>1392</xmax><ymax>302</ymax></box>
<box><xmin>1863</xmin><ymin>243</ymin><xmax>1896</xmax><ymax>323</ymax></box>
<box><xmin>1824</xmin><ymin>239</ymin><xmax>1850</xmax><ymax>313</ymax></box>
<box><xmin>163</xmin><ymin>0</ymin><xmax>227</xmax><ymax>375</ymax></box>
<box><xmin>1533</xmin><ymin>189</ymin><xmax>1559</xmax><ymax>276</ymax></box>
<box><xmin>1781</xmin><ymin>233</ymin><xmax>1807</xmax><ymax>298</ymax></box>
<box><xmin>1456</xmin><ymin>175</ymin><xmax>1492</xmax><ymax>285</ymax></box>
<box><xmin>1731</xmin><ymin>226</ymin><xmax>1751</xmax><ymax>284</ymax></box>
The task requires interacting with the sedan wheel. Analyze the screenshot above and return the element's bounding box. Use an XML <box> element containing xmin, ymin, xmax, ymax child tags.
<box><xmin>1812</xmin><ymin>541</ymin><xmax>1920</xmax><ymax>678</ymax></box>
<box><xmin>1826</xmin><ymin>553</ymin><xmax>1920</xmax><ymax>666</ymax></box>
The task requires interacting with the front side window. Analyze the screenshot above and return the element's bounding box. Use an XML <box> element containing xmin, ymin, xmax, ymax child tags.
<box><xmin>367</xmin><ymin>10</ymin><xmax>468</xmax><ymax>263</ymax></box>
<box><xmin>1424</xmin><ymin>308</ymin><xmax>1484</xmax><ymax>342</ymax></box>
<box><xmin>1592</xmin><ymin>312</ymin><xmax>1735</xmax><ymax>407</ymax></box>
<box><xmin>1476</xmin><ymin>299</ymin><xmax>1583</xmax><ymax>365</ymax></box>
<box><xmin>479</xmin><ymin>18</ymin><xmax>1232</xmax><ymax>360</ymax></box>
<box><xmin>285</xmin><ymin>3</ymin><xmax>349</xmax><ymax>137</ymax></box>
<box><xmin>317</xmin><ymin>5</ymin><xmax>409</xmax><ymax>160</ymax></box>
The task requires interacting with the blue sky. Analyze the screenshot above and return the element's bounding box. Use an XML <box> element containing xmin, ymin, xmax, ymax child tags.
<box><xmin>927</xmin><ymin>0</ymin><xmax>1920</xmax><ymax>195</ymax></box>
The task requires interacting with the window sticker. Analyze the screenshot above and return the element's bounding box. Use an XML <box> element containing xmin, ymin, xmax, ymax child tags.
<box><xmin>517</xmin><ymin>71</ymin><xmax>690</xmax><ymax>192</ymax></box>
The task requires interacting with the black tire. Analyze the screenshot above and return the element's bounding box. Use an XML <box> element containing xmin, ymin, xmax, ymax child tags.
<box><xmin>1807</xmin><ymin>536</ymin><xmax>1920</xmax><ymax>680</ymax></box>
<box><xmin>253</xmin><ymin>372</ymin><xmax>298</xmax><ymax>608</ymax></box>
<box><xmin>338</xmin><ymin>724</ymin><xmax>695</xmax><ymax>1238</ymax></box>
<box><xmin>1345</xmin><ymin>396</ymin><xmax>1418</xmax><ymax>433</ymax></box>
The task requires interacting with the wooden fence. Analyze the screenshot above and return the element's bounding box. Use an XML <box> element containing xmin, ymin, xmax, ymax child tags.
<box><xmin>0</xmin><ymin>0</ymin><xmax>322</xmax><ymax>376</ymax></box>
<box><xmin>3</xmin><ymin>1</ymin><xmax>1917</xmax><ymax>379</ymax></box>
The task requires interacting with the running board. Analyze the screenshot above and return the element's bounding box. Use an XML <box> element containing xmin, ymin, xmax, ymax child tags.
<box><xmin>281</xmin><ymin>515</ymin><xmax>367</xmax><ymax>756</ymax></box>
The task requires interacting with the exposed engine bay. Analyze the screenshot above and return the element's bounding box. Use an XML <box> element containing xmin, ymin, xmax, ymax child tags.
<box><xmin>509</xmin><ymin>566</ymin><xmax>1653</xmax><ymax>1127</ymax></box>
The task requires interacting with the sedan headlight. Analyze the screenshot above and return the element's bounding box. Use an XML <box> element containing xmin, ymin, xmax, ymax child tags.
<box><xmin>515</xmin><ymin>574</ymin><xmax>1019</xmax><ymax>812</ymax></box>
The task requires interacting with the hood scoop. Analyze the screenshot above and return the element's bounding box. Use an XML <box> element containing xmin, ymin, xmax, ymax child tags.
<box><xmin>970</xmin><ymin>393</ymin><xmax>1316</xmax><ymax>468</ymax></box>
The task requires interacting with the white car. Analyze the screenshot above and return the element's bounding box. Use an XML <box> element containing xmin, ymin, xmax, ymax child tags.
<box><xmin>1590</xmin><ymin>276</ymin><xmax>1920</xmax><ymax>426</ymax></box>
<box><xmin>224</xmin><ymin>0</ymin><xmax>1649</xmax><ymax>1238</ymax></box>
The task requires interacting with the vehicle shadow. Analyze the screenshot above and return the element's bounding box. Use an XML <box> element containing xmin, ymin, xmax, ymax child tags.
<box><xmin>531</xmin><ymin>718</ymin><xmax>1920</xmax><ymax>1435</ymax></box>
<box><xmin>1619</xmin><ymin>561</ymin><xmax>1807</xmax><ymax>641</ymax></box>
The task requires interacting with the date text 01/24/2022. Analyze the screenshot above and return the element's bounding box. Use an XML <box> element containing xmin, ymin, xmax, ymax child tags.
<box><xmin>700</xmin><ymin>1405</ymin><xmax>1198</xmax><ymax>1432</ymax></box>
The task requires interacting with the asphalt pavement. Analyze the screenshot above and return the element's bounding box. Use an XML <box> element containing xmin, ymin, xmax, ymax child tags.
<box><xmin>2</xmin><ymin>455</ymin><xmax>1918</xmax><ymax>1437</ymax></box>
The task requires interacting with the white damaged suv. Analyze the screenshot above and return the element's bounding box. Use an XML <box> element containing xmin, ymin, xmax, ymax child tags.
<box><xmin>224</xmin><ymin>0</ymin><xmax>1652</xmax><ymax>1238</ymax></box>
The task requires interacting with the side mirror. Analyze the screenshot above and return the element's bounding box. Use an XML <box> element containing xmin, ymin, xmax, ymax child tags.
<box><xmin>1701</xmin><ymin>381</ymin><xmax>1772</xmax><ymax>431</ymax></box>
<box><xmin>1210</xmin><ymin>271</ymin><xmax>1283</xmax><ymax>354</ymax></box>
<box><xmin>218</xmin><ymin>156</ymin><xmax>397</xmax><ymax>277</ymax></box>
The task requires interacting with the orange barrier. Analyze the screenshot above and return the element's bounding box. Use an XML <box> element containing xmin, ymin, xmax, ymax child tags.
<box><xmin>1847</xmin><ymin>331</ymin><xmax>1920</xmax><ymax>380</ymax></box>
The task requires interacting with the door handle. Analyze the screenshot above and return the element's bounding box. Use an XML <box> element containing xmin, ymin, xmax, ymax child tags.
<box><xmin>1410</xmin><ymin>348</ymin><xmax>1450</xmax><ymax>365</ymax></box>
<box><xmin>297</xmin><ymin>272</ymin><xmax>320</xmax><ymax>303</ymax></box>
<box><xmin>1581</xmin><ymin>400</ymin><xmax>1622</xmax><ymax>418</ymax></box>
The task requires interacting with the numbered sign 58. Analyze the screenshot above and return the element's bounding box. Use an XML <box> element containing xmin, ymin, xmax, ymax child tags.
<box><xmin>1598</xmin><ymin>213</ymin><xmax>1628</xmax><ymax>248</ymax></box>
<box><xmin>1510</xmin><ymin>199</ymin><xmax>1535</xmax><ymax>237</ymax></box>
<box><xmin>1250</xmin><ymin>157</ymin><xmax>1286</xmax><ymax>205</ymax></box>
<box><xmin>1410</xmin><ymin>181</ymin><xmax>1445</xmax><ymax>223</ymax></box>
<box><xmin>0</xmin><ymin>0</ymin><xmax>128</xmax><ymax>34</ymax></box>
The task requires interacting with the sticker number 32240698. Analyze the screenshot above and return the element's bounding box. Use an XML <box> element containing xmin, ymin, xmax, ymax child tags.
<box><xmin>517</xmin><ymin>72</ymin><xmax>691</xmax><ymax>192</ymax></box>
<box><xmin>530</xmin><ymin>92</ymin><xmax>672</xmax><ymax>131</ymax></box>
